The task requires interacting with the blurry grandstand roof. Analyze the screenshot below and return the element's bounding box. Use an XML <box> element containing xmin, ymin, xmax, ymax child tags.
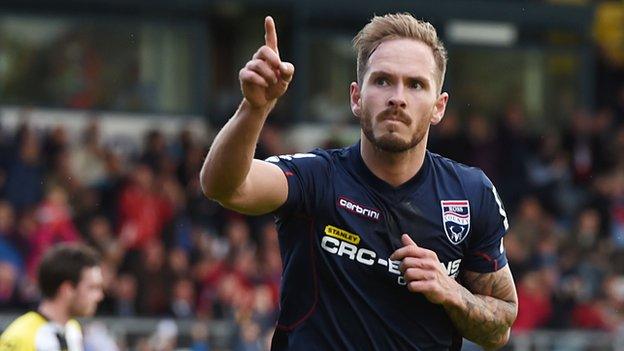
<box><xmin>0</xmin><ymin>0</ymin><xmax>594</xmax><ymax>31</ymax></box>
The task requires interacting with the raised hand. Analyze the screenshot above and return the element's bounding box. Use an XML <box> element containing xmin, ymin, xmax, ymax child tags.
<box><xmin>239</xmin><ymin>16</ymin><xmax>295</xmax><ymax>109</ymax></box>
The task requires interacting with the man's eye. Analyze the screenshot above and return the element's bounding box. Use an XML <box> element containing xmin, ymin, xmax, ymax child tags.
<box><xmin>375</xmin><ymin>77</ymin><xmax>389</xmax><ymax>86</ymax></box>
<box><xmin>410</xmin><ymin>81</ymin><xmax>423</xmax><ymax>89</ymax></box>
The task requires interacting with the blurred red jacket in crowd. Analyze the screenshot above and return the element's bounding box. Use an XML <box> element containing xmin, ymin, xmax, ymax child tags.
<box><xmin>118</xmin><ymin>165</ymin><xmax>173</xmax><ymax>249</ymax></box>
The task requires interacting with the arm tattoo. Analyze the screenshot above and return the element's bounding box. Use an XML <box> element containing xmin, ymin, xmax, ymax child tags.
<box><xmin>444</xmin><ymin>265</ymin><xmax>518</xmax><ymax>350</ymax></box>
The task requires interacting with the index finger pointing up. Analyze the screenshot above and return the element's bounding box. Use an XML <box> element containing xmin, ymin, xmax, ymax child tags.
<box><xmin>264</xmin><ymin>16</ymin><xmax>279</xmax><ymax>57</ymax></box>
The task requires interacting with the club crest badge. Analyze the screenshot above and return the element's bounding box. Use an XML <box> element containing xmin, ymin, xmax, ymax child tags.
<box><xmin>440</xmin><ymin>200</ymin><xmax>471</xmax><ymax>244</ymax></box>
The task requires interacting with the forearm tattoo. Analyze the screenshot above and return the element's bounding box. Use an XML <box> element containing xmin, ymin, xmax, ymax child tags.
<box><xmin>444</xmin><ymin>266</ymin><xmax>518</xmax><ymax>350</ymax></box>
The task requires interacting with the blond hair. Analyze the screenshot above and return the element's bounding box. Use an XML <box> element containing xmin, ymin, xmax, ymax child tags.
<box><xmin>353</xmin><ymin>13</ymin><xmax>448</xmax><ymax>91</ymax></box>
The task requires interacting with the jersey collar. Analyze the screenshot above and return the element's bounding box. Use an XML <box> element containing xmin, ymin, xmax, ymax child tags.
<box><xmin>348</xmin><ymin>141</ymin><xmax>431</xmax><ymax>198</ymax></box>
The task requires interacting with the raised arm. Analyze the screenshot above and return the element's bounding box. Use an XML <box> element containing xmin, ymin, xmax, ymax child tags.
<box><xmin>200</xmin><ymin>16</ymin><xmax>295</xmax><ymax>215</ymax></box>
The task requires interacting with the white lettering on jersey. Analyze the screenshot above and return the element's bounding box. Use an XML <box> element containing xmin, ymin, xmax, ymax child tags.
<box><xmin>321</xmin><ymin>227</ymin><xmax>462</xmax><ymax>287</ymax></box>
<box><xmin>440</xmin><ymin>259</ymin><xmax>462</xmax><ymax>278</ymax></box>
<box><xmin>491</xmin><ymin>185</ymin><xmax>509</xmax><ymax>231</ymax></box>
<box><xmin>322</xmin><ymin>236</ymin><xmax>379</xmax><ymax>266</ymax></box>
<box><xmin>265</xmin><ymin>153</ymin><xmax>317</xmax><ymax>163</ymax></box>
<box><xmin>356</xmin><ymin>248</ymin><xmax>376</xmax><ymax>266</ymax></box>
<box><xmin>321</xmin><ymin>236</ymin><xmax>339</xmax><ymax>254</ymax></box>
<box><xmin>337</xmin><ymin>197</ymin><xmax>381</xmax><ymax>221</ymax></box>
<box><xmin>388</xmin><ymin>260</ymin><xmax>401</xmax><ymax>275</ymax></box>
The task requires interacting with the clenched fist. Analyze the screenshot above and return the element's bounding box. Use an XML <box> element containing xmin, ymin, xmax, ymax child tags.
<box><xmin>391</xmin><ymin>234</ymin><xmax>461</xmax><ymax>306</ymax></box>
<box><xmin>239</xmin><ymin>16</ymin><xmax>295</xmax><ymax>109</ymax></box>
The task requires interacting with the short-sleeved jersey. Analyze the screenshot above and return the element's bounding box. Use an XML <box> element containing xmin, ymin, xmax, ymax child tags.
<box><xmin>265</xmin><ymin>142</ymin><xmax>509</xmax><ymax>351</ymax></box>
<box><xmin>0</xmin><ymin>312</ymin><xmax>83</xmax><ymax>351</ymax></box>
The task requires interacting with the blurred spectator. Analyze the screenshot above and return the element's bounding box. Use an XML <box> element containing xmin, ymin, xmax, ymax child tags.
<box><xmin>71</xmin><ymin>119</ymin><xmax>107</xmax><ymax>187</ymax></box>
<box><xmin>466</xmin><ymin>112</ymin><xmax>500</xmax><ymax>182</ymax></box>
<box><xmin>255</xmin><ymin>124</ymin><xmax>287</xmax><ymax>160</ymax></box>
<box><xmin>12</xmin><ymin>209</ymin><xmax>37</xmax><ymax>271</ymax></box>
<box><xmin>251</xmin><ymin>285</ymin><xmax>277</xmax><ymax>332</ymax></box>
<box><xmin>563</xmin><ymin>111</ymin><xmax>605</xmax><ymax>186</ymax></box>
<box><xmin>234</xmin><ymin>321</ymin><xmax>263</xmax><ymax>351</ymax></box>
<box><xmin>47</xmin><ymin>146</ymin><xmax>82</xmax><ymax>201</ymax></box>
<box><xmin>0</xmin><ymin>262</ymin><xmax>19</xmax><ymax>308</ymax></box>
<box><xmin>0</xmin><ymin>201</ymin><xmax>23</xmax><ymax>273</ymax></box>
<box><xmin>602</xmin><ymin>275</ymin><xmax>624</xmax><ymax>328</ymax></box>
<box><xmin>42</xmin><ymin>125</ymin><xmax>70</xmax><ymax>174</ymax></box>
<box><xmin>132</xmin><ymin>240</ymin><xmax>174</xmax><ymax>315</ymax></box>
<box><xmin>609</xmin><ymin>171</ymin><xmax>624</xmax><ymax>248</ymax></box>
<box><xmin>84</xmin><ymin>215</ymin><xmax>123</xmax><ymax>264</ymax></box>
<box><xmin>176</xmin><ymin>137</ymin><xmax>205</xmax><ymax>191</ymax></box>
<box><xmin>429</xmin><ymin>109</ymin><xmax>469</xmax><ymax>164</ymax></box>
<box><xmin>496</xmin><ymin>104</ymin><xmax>531</xmax><ymax>209</ymax></box>
<box><xmin>101</xmin><ymin>272</ymin><xmax>138</xmax><ymax>317</ymax></box>
<box><xmin>190</xmin><ymin>321</ymin><xmax>211</xmax><ymax>351</ymax></box>
<box><xmin>118</xmin><ymin>164</ymin><xmax>173</xmax><ymax>249</ymax></box>
<box><xmin>161</xmin><ymin>176</ymin><xmax>193</xmax><ymax>251</ymax></box>
<box><xmin>3</xmin><ymin>126</ymin><xmax>43</xmax><ymax>210</ymax></box>
<box><xmin>99</xmin><ymin>149</ymin><xmax>126</xmax><ymax>222</ymax></box>
<box><xmin>502</xmin><ymin>230</ymin><xmax>530</xmax><ymax>282</ymax></box>
<box><xmin>169</xmin><ymin>277</ymin><xmax>196</xmax><ymax>318</ymax></box>
<box><xmin>140</xmin><ymin>129</ymin><xmax>169</xmax><ymax>174</ymax></box>
<box><xmin>526</xmin><ymin>131</ymin><xmax>570</xmax><ymax>211</ymax></box>
<box><xmin>28</xmin><ymin>185</ymin><xmax>80</xmax><ymax>277</ymax></box>
<box><xmin>572</xmin><ymin>208</ymin><xmax>603</xmax><ymax>251</ymax></box>
<box><xmin>514</xmin><ymin>268</ymin><xmax>554</xmax><ymax>331</ymax></box>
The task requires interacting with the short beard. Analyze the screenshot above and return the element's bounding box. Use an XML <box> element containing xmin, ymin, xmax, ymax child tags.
<box><xmin>69</xmin><ymin>300</ymin><xmax>92</xmax><ymax>318</ymax></box>
<box><xmin>69</xmin><ymin>304</ymin><xmax>83</xmax><ymax>318</ymax></box>
<box><xmin>360</xmin><ymin>108</ymin><xmax>428</xmax><ymax>153</ymax></box>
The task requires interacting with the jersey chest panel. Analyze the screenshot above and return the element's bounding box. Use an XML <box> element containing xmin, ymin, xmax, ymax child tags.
<box><xmin>313</xmin><ymin>172</ymin><xmax>468</xmax><ymax>291</ymax></box>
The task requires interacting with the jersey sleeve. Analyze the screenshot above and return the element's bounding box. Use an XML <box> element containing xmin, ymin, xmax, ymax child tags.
<box><xmin>0</xmin><ymin>313</ymin><xmax>40</xmax><ymax>351</ymax></box>
<box><xmin>0</xmin><ymin>334</ymin><xmax>26</xmax><ymax>351</ymax></box>
<box><xmin>265</xmin><ymin>149</ymin><xmax>332</xmax><ymax>216</ymax></box>
<box><xmin>463</xmin><ymin>172</ymin><xmax>509</xmax><ymax>273</ymax></box>
<box><xmin>65</xmin><ymin>320</ymin><xmax>83</xmax><ymax>351</ymax></box>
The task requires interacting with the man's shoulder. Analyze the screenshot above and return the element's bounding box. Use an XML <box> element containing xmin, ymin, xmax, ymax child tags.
<box><xmin>0</xmin><ymin>312</ymin><xmax>45</xmax><ymax>349</ymax></box>
<box><xmin>265</xmin><ymin>145</ymin><xmax>351</xmax><ymax>168</ymax></box>
<box><xmin>66</xmin><ymin>319</ymin><xmax>82</xmax><ymax>334</ymax></box>
<box><xmin>2</xmin><ymin>311</ymin><xmax>46</xmax><ymax>332</ymax></box>
<box><xmin>428</xmin><ymin>151</ymin><xmax>492</xmax><ymax>189</ymax></box>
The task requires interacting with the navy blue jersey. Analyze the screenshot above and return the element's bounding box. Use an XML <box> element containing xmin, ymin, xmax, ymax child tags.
<box><xmin>265</xmin><ymin>142</ymin><xmax>509</xmax><ymax>351</ymax></box>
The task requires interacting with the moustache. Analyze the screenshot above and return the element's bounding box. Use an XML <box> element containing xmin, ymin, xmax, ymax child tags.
<box><xmin>376</xmin><ymin>108</ymin><xmax>411</xmax><ymax>126</ymax></box>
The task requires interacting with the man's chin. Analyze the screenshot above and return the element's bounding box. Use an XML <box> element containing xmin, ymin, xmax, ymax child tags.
<box><xmin>371</xmin><ymin>134</ymin><xmax>414</xmax><ymax>153</ymax></box>
<box><xmin>71</xmin><ymin>308</ymin><xmax>94</xmax><ymax>318</ymax></box>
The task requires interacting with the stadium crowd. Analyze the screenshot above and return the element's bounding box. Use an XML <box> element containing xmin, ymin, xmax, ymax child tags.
<box><xmin>0</xmin><ymin>84</ymin><xmax>623</xmax><ymax>349</ymax></box>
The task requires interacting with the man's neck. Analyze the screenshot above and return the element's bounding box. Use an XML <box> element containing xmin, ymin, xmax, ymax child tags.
<box><xmin>360</xmin><ymin>134</ymin><xmax>427</xmax><ymax>188</ymax></box>
<box><xmin>39</xmin><ymin>299</ymin><xmax>70</xmax><ymax>325</ymax></box>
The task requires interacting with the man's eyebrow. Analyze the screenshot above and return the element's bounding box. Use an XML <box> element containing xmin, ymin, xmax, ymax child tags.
<box><xmin>368</xmin><ymin>70</ymin><xmax>390</xmax><ymax>78</ymax></box>
<box><xmin>368</xmin><ymin>70</ymin><xmax>431</xmax><ymax>84</ymax></box>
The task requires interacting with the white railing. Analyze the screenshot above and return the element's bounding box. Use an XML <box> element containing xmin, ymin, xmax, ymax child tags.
<box><xmin>508</xmin><ymin>330</ymin><xmax>624</xmax><ymax>351</ymax></box>
<box><xmin>2</xmin><ymin>314</ymin><xmax>623</xmax><ymax>350</ymax></box>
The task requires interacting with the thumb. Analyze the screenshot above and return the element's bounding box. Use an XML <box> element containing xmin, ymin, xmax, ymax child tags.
<box><xmin>401</xmin><ymin>234</ymin><xmax>417</xmax><ymax>246</ymax></box>
<box><xmin>279</xmin><ymin>62</ymin><xmax>295</xmax><ymax>83</ymax></box>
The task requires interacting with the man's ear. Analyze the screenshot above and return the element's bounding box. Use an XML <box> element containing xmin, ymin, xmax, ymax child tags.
<box><xmin>431</xmin><ymin>92</ymin><xmax>449</xmax><ymax>125</ymax></box>
<box><xmin>57</xmin><ymin>280</ymin><xmax>76</xmax><ymax>300</ymax></box>
<box><xmin>350</xmin><ymin>82</ymin><xmax>362</xmax><ymax>118</ymax></box>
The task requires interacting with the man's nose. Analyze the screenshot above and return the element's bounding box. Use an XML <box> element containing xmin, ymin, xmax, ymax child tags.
<box><xmin>387</xmin><ymin>85</ymin><xmax>407</xmax><ymax>109</ymax></box>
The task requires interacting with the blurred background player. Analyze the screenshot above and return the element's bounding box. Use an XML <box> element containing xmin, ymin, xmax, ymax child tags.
<box><xmin>0</xmin><ymin>243</ymin><xmax>104</xmax><ymax>351</ymax></box>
